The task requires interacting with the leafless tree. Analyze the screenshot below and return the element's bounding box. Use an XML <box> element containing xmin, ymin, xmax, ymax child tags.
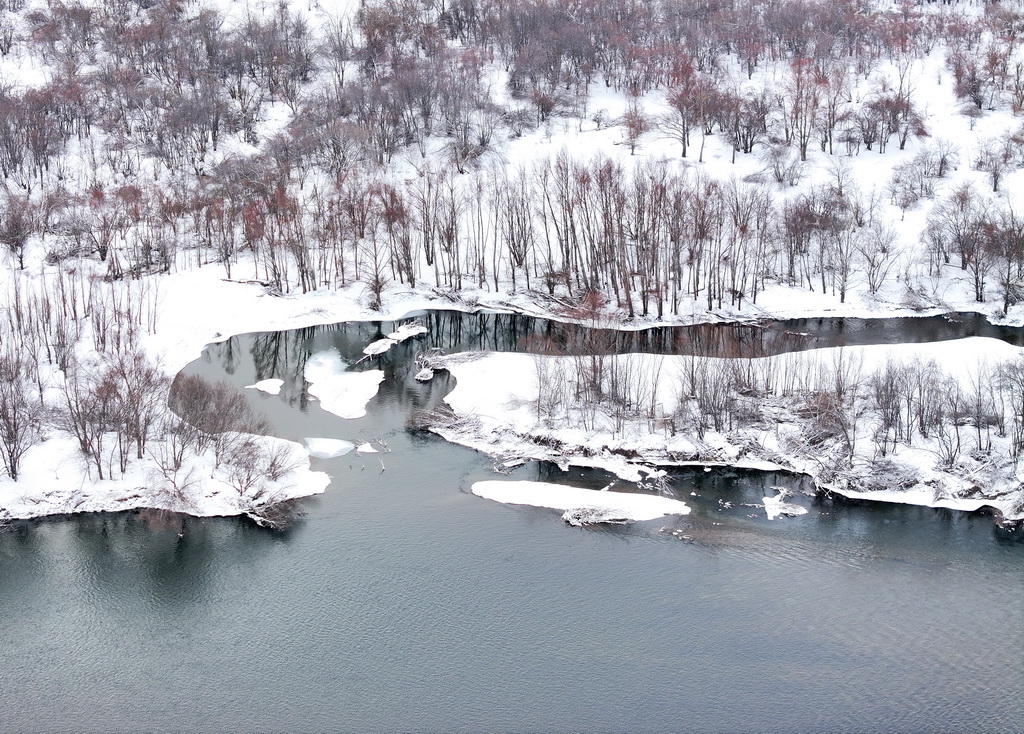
<box><xmin>0</xmin><ymin>352</ymin><xmax>42</xmax><ymax>480</ymax></box>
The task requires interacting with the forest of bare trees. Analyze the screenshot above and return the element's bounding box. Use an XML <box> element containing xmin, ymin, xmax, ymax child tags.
<box><xmin>0</xmin><ymin>0</ymin><xmax>1018</xmax><ymax>311</ymax></box>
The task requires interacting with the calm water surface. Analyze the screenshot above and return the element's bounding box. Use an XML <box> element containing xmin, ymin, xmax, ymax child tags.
<box><xmin>1</xmin><ymin>311</ymin><xmax>1023</xmax><ymax>733</ymax></box>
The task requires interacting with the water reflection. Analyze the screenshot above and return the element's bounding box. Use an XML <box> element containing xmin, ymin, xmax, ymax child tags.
<box><xmin>0</xmin><ymin>511</ymin><xmax>288</xmax><ymax>614</ymax></box>
<box><xmin>201</xmin><ymin>309</ymin><xmax>1024</xmax><ymax>384</ymax></box>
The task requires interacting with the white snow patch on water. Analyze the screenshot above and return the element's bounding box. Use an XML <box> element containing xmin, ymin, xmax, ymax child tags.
<box><xmin>304</xmin><ymin>349</ymin><xmax>384</xmax><ymax>419</ymax></box>
<box><xmin>472</xmin><ymin>480</ymin><xmax>690</xmax><ymax>522</ymax></box>
<box><xmin>245</xmin><ymin>378</ymin><xmax>284</xmax><ymax>395</ymax></box>
<box><xmin>388</xmin><ymin>322</ymin><xmax>429</xmax><ymax>341</ymax></box>
<box><xmin>305</xmin><ymin>438</ymin><xmax>356</xmax><ymax>458</ymax></box>
<box><xmin>762</xmin><ymin>489</ymin><xmax>809</xmax><ymax>520</ymax></box>
<box><xmin>363</xmin><ymin>338</ymin><xmax>397</xmax><ymax>357</ymax></box>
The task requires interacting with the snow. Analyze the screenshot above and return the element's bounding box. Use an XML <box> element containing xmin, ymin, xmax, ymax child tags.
<box><xmin>0</xmin><ymin>433</ymin><xmax>329</xmax><ymax>523</ymax></box>
<box><xmin>4</xmin><ymin>1</ymin><xmax>1024</xmax><ymax>529</ymax></box>
<box><xmin>434</xmin><ymin>337</ymin><xmax>1024</xmax><ymax>522</ymax></box>
<box><xmin>303</xmin><ymin>349</ymin><xmax>385</xmax><ymax>419</ymax></box>
<box><xmin>305</xmin><ymin>438</ymin><xmax>356</xmax><ymax>458</ymax></box>
<box><xmin>362</xmin><ymin>338</ymin><xmax>398</xmax><ymax>357</ymax></box>
<box><xmin>245</xmin><ymin>379</ymin><xmax>284</xmax><ymax>395</ymax></box>
<box><xmin>0</xmin><ymin>273</ymin><xmax>431</xmax><ymax>523</ymax></box>
<box><xmin>471</xmin><ymin>480</ymin><xmax>691</xmax><ymax>523</ymax></box>
<box><xmin>5</xmin><ymin>257</ymin><xmax>1021</xmax><ymax>526</ymax></box>
<box><xmin>762</xmin><ymin>489</ymin><xmax>809</xmax><ymax>520</ymax></box>
<box><xmin>387</xmin><ymin>322</ymin><xmax>429</xmax><ymax>342</ymax></box>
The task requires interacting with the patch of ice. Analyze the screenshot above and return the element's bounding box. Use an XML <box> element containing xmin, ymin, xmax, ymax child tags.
<box><xmin>304</xmin><ymin>349</ymin><xmax>384</xmax><ymax>419</ymax></box>
<box><xmin>762</xmin><ymin>488</ymin><xmax>809</xmax><ymax>520</ymax></box>
<box><xmin>363</xmin><ymin>337</ymin><xmax>397</xmax><ymax>357</ymax></box>
<box><xmin>387</xmin><ymin>322</ymin><xmax>428</xmax><ymax>342</ymax></box>
<box><xmin>305</xmin><ymin>438</ymin><xmax>356</xmax><ymax>458</ymax></box>
<box><xmin>414</xmin><ymin>367</ymin><xmax>435</xmax><ymax>382</ymax></box>
<box><xmin>472</xmin><ymin>480</ymin><xmax>690</xmax><ymax>522</ymax></box>
<box><xmin>245</xmin><ymin>378</ymin><xmax>284</xmax><ymax>395</ymax></box>
<box><xmin>356</xmin><ymin>442</ymin><xmax>379</xmax><ymax>454</ymax></box>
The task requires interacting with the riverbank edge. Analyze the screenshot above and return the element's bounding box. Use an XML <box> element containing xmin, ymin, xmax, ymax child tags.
<box><xmin>425</xmin><ymin>417</ymin><xmax>1023</xmax><ymax>527</ymax></box>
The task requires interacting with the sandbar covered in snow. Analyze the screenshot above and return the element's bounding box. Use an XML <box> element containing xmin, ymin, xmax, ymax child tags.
<box><xmin>437</xmin><ymin>337</ymin><xmax>1024</xmax><ymax>522</ymax></box>
<box><xmin>472</xmin><ymin>480</ymin><xmax>691</xmax><ymax>522</ymax></box>
<box><xmin>0</xmin><ymin>434</ymin><xmax>329</xmax><ymax>524</ymax></box>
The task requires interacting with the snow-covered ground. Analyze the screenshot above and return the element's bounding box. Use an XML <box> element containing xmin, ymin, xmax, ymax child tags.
<box><xmin>0</xmin><ymin>273</ymin><xmax>444</xmax><ymax>525</ymax></box>
<box><xmin>0</xmin><ymin>431</ymin><xmax>328</xmax><ymax>524</ymax></box>
<box><xmin>6</xmin><ymin>258</ymin><xmax>1024</xmax><ymax>527</ymax></box>
<box><xmin>434</xmin><ymin>336</ymin><xmax>1024</xmax><ymax>523</ymax></box>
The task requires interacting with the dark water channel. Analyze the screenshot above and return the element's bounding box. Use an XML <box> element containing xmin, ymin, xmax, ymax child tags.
<box><xmin>2</xmin><ymin>310</ymin><xmax>1024</xmax><ymax>732</ymax></box>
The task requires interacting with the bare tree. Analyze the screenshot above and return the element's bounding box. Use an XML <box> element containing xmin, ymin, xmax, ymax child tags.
<box><xmin>0</xmin><ymin>352</ymin><xmax>42</xmax><ymax>480</ymax></box>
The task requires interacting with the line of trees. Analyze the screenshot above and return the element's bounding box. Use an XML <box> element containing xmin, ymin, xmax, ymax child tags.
<box><xmin>163</xmin><ymin>152</ymin><xmax>1022</xmax><ymax>316</ymax></box>
<box><xmin>530</xmin><ymin>344</ymin><xmax>1024</xmax><ymax>481</ymax></box>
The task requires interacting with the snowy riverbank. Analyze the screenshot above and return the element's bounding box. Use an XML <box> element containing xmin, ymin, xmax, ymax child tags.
<box><xmin>6</xmin><ymin>262</ymin><xmax>1024</xmax><ymax>527</ymax></box>
<box><xmin>431</xmin><ymin>336</ymin><xmax>1024</xmax><ymax>525</ymax></box>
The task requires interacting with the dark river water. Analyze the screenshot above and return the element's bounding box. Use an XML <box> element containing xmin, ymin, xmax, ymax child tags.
<box><xmin>2</xmin><ymin>311</ymin><xmax>1024</xmax><ymax>733</ymax></box>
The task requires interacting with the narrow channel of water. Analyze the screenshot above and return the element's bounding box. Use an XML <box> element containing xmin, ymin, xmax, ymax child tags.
<box><xmin>1</xmin><ymin>310</ymin><xmax>1023</xmax><ymax>732</ymax></box>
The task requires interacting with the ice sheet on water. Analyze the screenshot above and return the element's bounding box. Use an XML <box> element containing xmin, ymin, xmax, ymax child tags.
<box><xmin>362</xmin><ymin>338</ymin><xmax>397</xmax><ymax>357</ymax></box>
<box><xmin>305</xmin><ymin>438</ymin><xmax>356</xmax><ymax>458</ymax></box>
<box><xmin>244</xmin><ymin>378</ymin><xmax>284</xmax><ymax>395</ymax></box>
<box><xmin>304</xmin><ymin>349</ymin><xmax>384</xmax><ymax>419</ymax></box>
<box><xmin>762</xmin><ymin>488</ymin><xmax>809</xmax><ymax>520</ymax></box>
<box><xmin>387</xmin><ymin>322</ymin><xmax>429</xmax><ymax>342</ymax></box>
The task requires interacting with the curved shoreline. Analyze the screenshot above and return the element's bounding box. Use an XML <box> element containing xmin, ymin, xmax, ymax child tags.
<box><xmin>6</xmin><ymin>271</ymin><xmax>1024</xmax><ymax>527</ymax></box>
<box><xmin>427</xmin><ymin>416</ymin><xmax>1021</xmax><ymax>526</ymax></box>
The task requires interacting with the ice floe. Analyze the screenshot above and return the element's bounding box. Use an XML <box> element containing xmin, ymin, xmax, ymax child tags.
<box><xmin>362</xmin><ymin>337</ymin><xmax>397</xmax><ymax>357</ymax></box>
<box><xmin>244</xmin><ymin>378</ymin><xmax>284</xmax><ymax>395</ymax></box>
<box><xmin>304</xmin><ymin>349</ymin><xmax>384</xmax><ymax>419</ymax></box>
<box><xmin>305</xmin><ymin>438</ymin><xmax>356</xmax><ymax>458</ymax></box>
<box><xmin>762</xmin><ymin>488</ymin><xmax>809</xmax><ymax>520</ymax></box>
<box><xmin>387</xmin><ymin>322</ymin><xmax>429</xmax><ymax>342</ymax></box>
<box><xmin>471</xmin><ymin>480</ymin><xmax>690</xmax><ymax>524</ymax></box>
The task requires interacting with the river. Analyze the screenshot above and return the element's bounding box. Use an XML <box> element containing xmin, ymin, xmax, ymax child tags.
<box><xmin>1</xmin><ymin>311</ymin><xmax>1023</xmax><ymax>732</ymax></box>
